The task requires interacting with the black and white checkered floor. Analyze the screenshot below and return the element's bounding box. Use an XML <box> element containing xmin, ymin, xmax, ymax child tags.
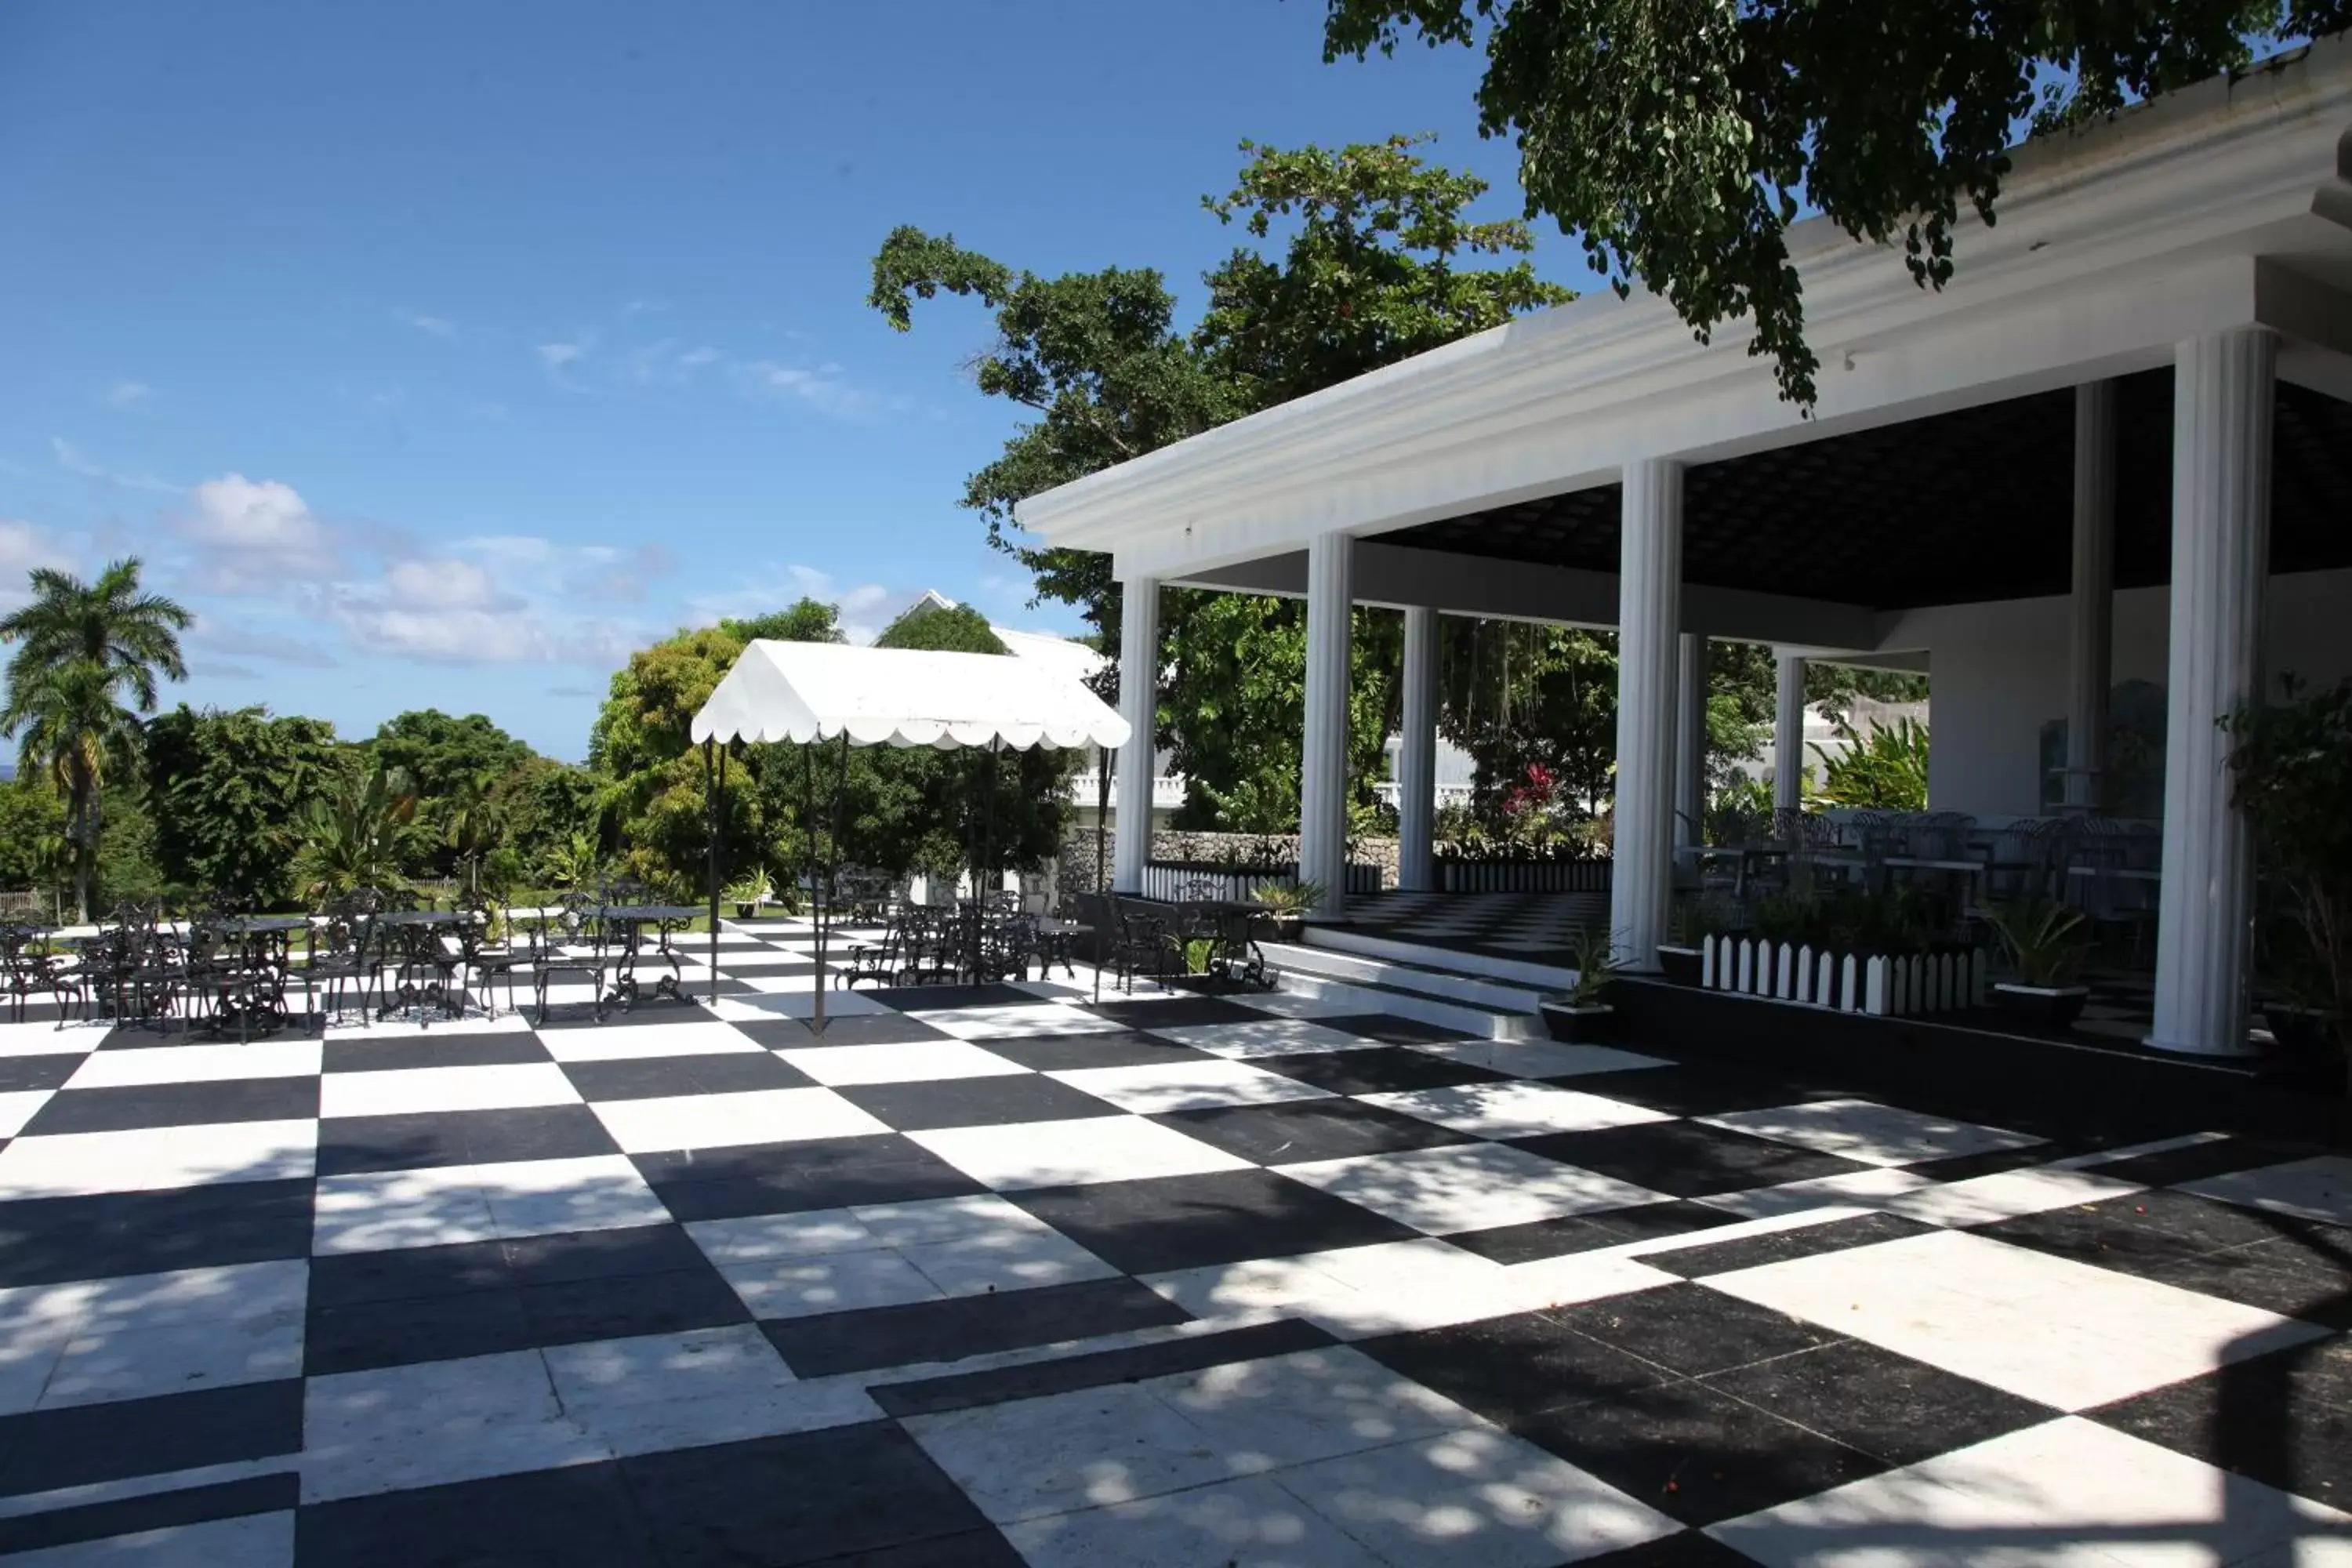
<box><xmin>1342</xmin><ymin>892</ymin><xmax>1610</xmax><ymax>959</ymax></box>
<box><xmin>0</xmin><ymin>916</ymin><xmax>2347</xmax><ymax>1566</ymax></box>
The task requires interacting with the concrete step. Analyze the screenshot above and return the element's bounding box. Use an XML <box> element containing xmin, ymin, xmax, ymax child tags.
<box><xmin>1258</xmin><ymin>941</ymin><xmax>1558</xmax><ymax>1042</ymax></box>
<box><xmin>1301</xmin><ymin>926</ymin><xmax>1583</xmax><ymax>993</ymax></box>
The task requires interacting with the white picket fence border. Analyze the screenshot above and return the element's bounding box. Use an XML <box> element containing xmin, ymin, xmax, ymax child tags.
<box><xmin>1699</xmin><ymin>934</ymin><xmax>1986</xmax><ymax>1017</ymax></box>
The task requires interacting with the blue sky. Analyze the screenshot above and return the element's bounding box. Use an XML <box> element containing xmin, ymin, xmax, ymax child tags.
<box><xmin>0</xmin><ymin>0</ymin><xmax>1596</xmax><ymax>758</ymax></box>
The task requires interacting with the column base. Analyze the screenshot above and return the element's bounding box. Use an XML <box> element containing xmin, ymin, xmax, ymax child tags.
<box><xmin>2140</xmin><ymin>1030</ymin><xmax>2262</xmax><ymax>1060</ymax></box>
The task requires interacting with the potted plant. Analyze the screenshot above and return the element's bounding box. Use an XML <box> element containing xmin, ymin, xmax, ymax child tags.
<box><xmin>724</xmin><ymin>873</ymin><xmax>768</xmax><ymax>921</ymax></box>
<box><xmin>1983</xmin><ymin>898</ymin><xmax>2092</xmax><ymax>1027</ymax></box>
<box><xmin>1657</xmin><ymin>902</ymin><xmax>1707</xmax><ymax>986</ymax></box>
<box><xmin>1249</xmin><ymin>881</ymin><xmax>1320</xmax><ymax>943</ymax></box>
<box><xmin>1541</xmin><ymin>925</ymin><xmax>1621</xmax><ymax>1043</ymax></box>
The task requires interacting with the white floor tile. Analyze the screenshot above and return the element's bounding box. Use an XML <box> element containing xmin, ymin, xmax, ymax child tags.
<box><xmin>0</xmin><ymin>1091</ymin><xmax>53</xmax><ymax>1138</ymax></box>
<box><xmin>40</xmin><ymin>1308</ymin><xmax>304</xmax><ymax>1406</ymax></box>
<box><xmin>2179</xmin><ymin>1155</ymin><xmax>2352</xmax><ymax>1228</ymax></box>
<box><xmin>40</xmin><ymin>1260</ymin><xmax>311</xmax><ymax>1334</ymax></box>
<box><xmin>1277</xmin><ymin>1143</ymin><xmax>1669</xmax><ymax>1234</ymax></box>
<box><xmin>1232</xmin><ymin>992</ymin><xmax>1368</xmax><ymax>1021</ymax></box>
<box><xmin>588</xmin><ymin>1087</ymin><xmax>887</xmax><ymax>1153</ymax></box>
<box><xmin>1700</xmin><ymin>1166</ymin><xmax>1941</xmax><ymax>1220</ymax></box>
<box><xmin>1705</xmin><ymin>1228</ymin><xmax>2330</xmax><ymax>1410</ymax></box>
<box><xmin>63</xmin><ymin>1039</ymin><xmax>321</xmax><ymax>1087</ymax></box>
<box><xmin>901</xmin><ymin>1225</ymin><xmax>1120</xmax><ymax>1298</ymax></box>
<box><xmin>709</xmin><ymin>989</ymin><xmax>889</xmax><ymax>1023</ymax></box>
<box><xmin>904</xmin><ymin>1381</ymin><xmax>1233</xmax><ymax>1523</ymax></box>
<box><xmin>1143</xmin><ymin>1346</ymin><xmax>1483</xmax><ymax>1471</ymax></box>
<box><xmin>913</xmin><ymin>1003</ymin><xmax>1129</xmax><ymax>1040</ymax></box>
<box><xmin>1407</xmin><ymin>1040</ymin><xmax>1672</xmax><ymax>1079</ymax></box>
<box><xmin>1356</xmin><ymin>1081</ymin><xmax>1672</xmax><ymax>1138</ymax></box>
<box><xmin>1882</xmin><ymin>1165</ymin><xmax>2146</xmax><ymax>1228</ymax></box>
<box><xmin>1277</xmin><ymin>1425</ymin><xmax>1681</xmax><ymax>1567</ymax></box>
<box><xmin>687</xmin><ymin>1210</ymin><xmax>880</xmax><ymax>1264</ymax></box>
<box><xmin>1050</xmin><ymin>1060</ymin><xmax>1334</xmax><ymax>1114</ymax></box>
<box><xmin>710</xmin><ymin>1243</ymin><xmax>944</xmax><ymax>1319</ymax></box>
<box><xmin>0</xmin><ymin>1120</ymin><xmax>317</xmax><ymax>1199</ymax></box>
<box><xmin>535</xmin><ymin>1019</ymin><xmax>766</xmax><ymax>1062</ymax></box>
<box><xmin>473</xmin><ymin>1154</ymin><xmax>672</xmax><ymax>1236</ymax></box>
<box><xmin>542</xmin><ymin>1323</ymin><xmax>796</xmax><ymax>1412</ymax></box>
<box><xmin>305</xmin><ymin>1350</ymin><xmax>562</xmax><ymax>1448</ymax></box>
<box><xmin>7</xmin><ymin>1510</ymin><xmax>296</xmax><ymax>1566</ymax></box>
<box><xmin>1709</xmin><ymin>1417</ymin><xmax>2352</xmax><ymax>1568</ymax></box>
<box><xmin>313</xmin><ymin>1166</ymin><xmax>498</xmax><ymax>1254</ymax></box>
<box><xmin>910</xmin><ymin>1116</ymin><xmax>1252</xmax><ymax>1190</ymax></box>
<box><xmin>1003</xmin><ymin>1473</ymin><xmax>1388</xmax><ymax>1568</ymax></box>
<box><xmin>586</xmin><ymin>1374</ymin><xmax>883</xmax><ymax>1459</ymax></box>
<box><xmin>777</xmin><ymin>1040</ymin><xmax>1030</xmax><ymax>1087</ymax></box>
<box><xmin>1149</xmin><ymin>1019</ymin><xmax>1383</xmax><ymax>1059</ymax></box>
<box><xmin>1700</xmin><ymin>1098</ymin><xmax>2043</xmax><ymax>1167</ymax></box>
<box><xmin>0</xmin><ymin>1022</ymin><xmax>103</xmax><ymax>1058</ymax></box>
<box><xmin>318</xmin><ymin>1062</ymin><xmax>579</xmax><ymax>1118</ymax></box>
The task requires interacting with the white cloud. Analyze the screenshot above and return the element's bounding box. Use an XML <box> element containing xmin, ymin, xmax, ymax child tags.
<box><xmin>383</xmin><ymin>557</ymin><xmax>506</xmax><ymax>609</ymax></box>
<box><xmin>190</xmin><ymin>619</ymin><xmax>337</xmax><ymax>667</ymax></box>
<box><xmin>0</xmin><ymin>520</ymin><xmax>78</xmax><ymax>607</ymax></box>
<box><xmin>405</xmin><ymin>314</ymin><xmax>456</xmax><ymax>339</ymax></box>
<box><xmin>537</xmin><ymin>341</ymin><xmax>584</xmax><ymax>369</ymax></box>
<box><xmin>51</xmin><ymin>436</ymin><xmax>176</xmax><ymax>493</ymax></box>
<box><xmin>734</xmin><ymin>359</ymin><xmax>906</xmax><ymax>420</ymax></box>
<box><xmin>690</xmin><ymin>564</ymin><xmax>894</xmax><ymax>643</ymax></box>
<box><xmin>677</xmin><ymin>346</ymin><xmax>723</xmax><ymax>369</ymax></box>
<box><xmin>104</xmin><ymin>381</ymin><xmax>153</xmax><ymax>409</ymax></box>
<box><xmin>172</xmin><ymin>474</ymin><xmax>342</xmax><ymax>588</ymax></box>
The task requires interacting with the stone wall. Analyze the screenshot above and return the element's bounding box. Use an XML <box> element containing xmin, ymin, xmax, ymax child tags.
<box><xmin>1056</xmin><ymin>827</ymin><xmax>1399</xmax><ymax>898</ymax></box>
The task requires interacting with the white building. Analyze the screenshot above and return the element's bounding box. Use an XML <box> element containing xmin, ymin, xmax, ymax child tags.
<box><xmin>1017</xmin><ymin>42</ymin><xmax>2352</xmax><ymax>1059</ymax></box>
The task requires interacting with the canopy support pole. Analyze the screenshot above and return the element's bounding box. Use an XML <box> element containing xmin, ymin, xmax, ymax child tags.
<box><xmin>813</xmin><ymin>731</ymin><xmax>850</xmax><ymax>1036</ymax></box>
<box><xmin>705</xmin><ymin>739</ymin><xmax>727</xmax><ymax>1004</ymax></box>
<box><xmin>1094</xmin><ymin>746</ymin><xmax>1111</xmax><ymax>1005</ymax></box>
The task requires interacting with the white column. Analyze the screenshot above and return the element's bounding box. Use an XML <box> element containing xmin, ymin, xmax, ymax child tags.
<box><xmin>2065</xmin><ymin>380</ymin><xmax>2117</xmax><ymax>811</ymax></box>
<box><xmin>1773</xmin><ymin>651</ymin><xmax>1807</xmax><ymax>814</ymax></box>
<box><xmin>1396</xmin><ymin>605</ymin><xmax>1439</xmax><ymax>893</ymax></box>
<box><xmin>1298</xmin><ymin>532</ymin><xmax>1354</xmax><ymax>920</ymax></box>
<box><xmin>2150</xmin><ymin>328</ymin><xmax>2274</xmax><ymax>1058</ymax></box>
<box><xmin>1111</xmin><ymin>577</ymin><xmax>1160</xmax><ymax>894</ymax></box>
<box><xmin>1608</xmin><ymin>459</ymin><xmax>1682</xmax><ymax>969</ymax></box>
<box><xmin>1673</xmin><ymin>632</ymin><xmax>1708</xmax><ymax>854</ymax></box>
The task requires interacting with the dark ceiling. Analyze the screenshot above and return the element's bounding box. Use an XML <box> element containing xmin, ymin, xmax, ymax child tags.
<box><xmin>1379</xmin><ymin>369</ymin><xmax>2352</xmax><ymax>611</ymax></box>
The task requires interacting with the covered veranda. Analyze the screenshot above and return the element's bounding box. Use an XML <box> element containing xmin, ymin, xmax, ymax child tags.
<box><xmin>1021</xmin><ymin>39</ymin><xmax>2352</xmax><ymax>1061</ymax></box>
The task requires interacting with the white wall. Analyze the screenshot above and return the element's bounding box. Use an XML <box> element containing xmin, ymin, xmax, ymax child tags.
<box><xmin>1880</xmin><ymin>567</ymin><xmax>2352</xmax><ymax>817</ymax></box>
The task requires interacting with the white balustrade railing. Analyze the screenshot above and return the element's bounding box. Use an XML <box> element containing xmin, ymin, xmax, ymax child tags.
<box><xmin>1700</xmin><ymin>934</ymin><xmax>1986</xmax><ymax>1017</ymax></box>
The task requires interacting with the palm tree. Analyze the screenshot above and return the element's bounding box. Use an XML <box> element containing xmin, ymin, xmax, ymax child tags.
<box><xmin>293</xmin><ymin>760</ymin><xmax>420</xmax><ymax>902</ymax></box>
<box><xmin>443</xmin><ymin>768</ymin><xmax>505</xmax><ymax>895</ymax></box>
<box><xmin>0</xmin><ymin>560</ymin><xmax>189</xmax><ymax>920</ymax></box>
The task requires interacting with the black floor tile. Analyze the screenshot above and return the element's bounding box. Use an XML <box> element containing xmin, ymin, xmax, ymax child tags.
<box><xmin>306</xmin><ymin>1286</ymin><xmax>538</xmax><ymax>1374</ymax></box>
<box><xmin>0</xmin><ymin>1178</ymin><xmax>316</xmax><ymax>1287</ymax></box>
<box><xmin>1313</xmin><ymin>1013</ymin><xmax>1472</xmax><ymax>1045</ymax></box>
<box><xmin>2090</xmin><ymin>1135</ymin><xmax>2311</xmax><ymax>1189</ymax></box>
<box><xmin>763</xmin><ymin>1276</ymin><xmax>1191</xmax><ymax>1378</ymax></box>
<box><xmin>974</xmin><ymin>1030</ymin><xmax>1218</xmax><ymax>1072</ymax></box>
<box><xmin>837</xmin><ymin>1073</ymin><xmax>1122</xmax><ymax>1131</ymax></box>
<box><xmin>1446</xmin><ymin>1200</ymin><xmax>1745</xmax><ymax>1265</ymax></box>
<box><xmin>1508</xmin><ymin>1120</ymin><xmax>1875</xmax><ymax>1199</ymax></box>
<box><xmin>0</xmin><ymin>1473</ymin><xmax>296</xmax><ymax>1556</ymax></box>
<box><xmin>21</xmin><ymin>1075</ymin><xmax>319</xmax><ymax>1134</ymax></box>
<box><xmin>1515</xmin><ymin>1380</ymin><xmax>1886</xmax><ymax>1526</ymax></box>
<box><xmin>1900</xmin><ymin>1143</ymin><xmax>2070</xmax><ymax>1183</ymax></box>
<box><xmin>1243</xmin><ymin>1045</ymin><xmax>1507</xmax><ymax>1096</ymax></box>
<box><xmin>519</xmin><ymin>1264</ymin><xmax>750</xmax><ymax>1346</ymax></box>
<box><xmin>0</xmin><ymin>1054</ymin><xmax>83</xmax><ymax>1093</ymax></box>
<box><xmin>1980</xmin><ymin>1187</ymin><xmax>2328</xmax><ymax>1262</ymax></box>
<box><xmin>873</xmin><ymin>1319</ymin><xmax>1338</xmax><ymax>1418</ymax></box>
<box><xmin>731</xmin><ymin>1014</ymin><xmax>953</xmax><ymax>1048</ymax></box>
<box><xmin>1092</xmin><ymin>995</ymin><xmax>1267</xmax><ymax>1028</ymax></box>
<box><xmin>1704</xmin><ymin>1339</ymin><xmax>2060</xmax><ymax>1466</ymax></box>
<box><xmin>798</xmin><ymin>1529</ymin><xmax>1025</xmax><ymax>1567</ymax></box>
<box><xmin>2087</xmin><ymin>1336</ymin><xmax>2352</xmax><ymax>1508</ymax></box>
<box><xmin>1575</xmin><ymin>1529</ymin><xmax>1762</xmax><ymax>1567</ymax></box>
<box><xmin>296</xmin><ymin>1458</ymin><xmax>660</xmax><ymax>1567</ymax></box>
<box><xmin>317</xmin><ymin>1104</ymin><xmax>619</xmax><ymax>1175</ymax></box>
<box><xmin>0</xmin><ymin>1380</ymin><xmax>304</xmax><ymax>1497</ymax></box>
<box><xmin>1548</xmin><ymin>1281</ymin><xmax>1842</xmax><ymax>1377</ymax></box>
<box><xmin>622</xmin><ymin>1421</ymin><xmax>996</xmax><ymax>1566</ymax></box>
<box><xmin>872</xmin><ymin>983</ymin><xmax>1044</xmax><ymax>1013</ymax></box>
<box><xmin>561</xmin><ymin>1051</ymin><xmax>815</xmax><ymax>1102</ymax></box>
<box><xmin>322</xmin><ymin>1033</ymin><xmax>552</xmax><ymax>1072</ymax></box>
<box><xmin>1638</xmin><ymin>1212</ymin><xmax>1940</xmax><ymax>1279</ymax></box>
<box><xmin>1554</xmin><ymin>1065</ymin><xmax>1833</xmax><ymax>1118</ymax></box>
<box><xmin>503</xmin><ymin>1223</ymin><xmax>717</xmax><ymax>1286</ymax></box>
<box><xmin>1358</xmin><ymin>1309</ymin><xmax>1672</xmax><ymax>1425</ymax></box>
<box><xmin>309</xmin><ymin>1236</ymin><xmax>512</xmax><ymax>1309</ymax></box>
<box><xmin>635</xmin><ymin>1134</ymin><xmax>985</xmax><ymax>1220</ymax></box>
<box><xmin>1008</xmin><ymin>1168</ymin><xmax>1418</xmax><ymax>1274</ymax></box>
<box><xmin>1155</xmin><ymin>1098</ymin><xmax>1476</xmax><ymax>1164</ymax></box>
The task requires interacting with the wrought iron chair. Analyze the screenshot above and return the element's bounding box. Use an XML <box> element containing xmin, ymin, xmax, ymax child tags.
<box><xmin>530</xmin><ymin>894</ymin><xmax>610</xmax><ymax>1024</ymax></box>
<box><xmin>456</xmin><ymin>895</ymin><xmax>521</xmax><ymax>1019</ymax></box>
<box><xmin>0</xmin><ymin>924</ymin><xmax>73</xmax><ymax>1025</ymax></box>
<box><xmin>305</xmin><ymin>891</ymin><xmax>387</xmax><ymax>1027</ymax></box>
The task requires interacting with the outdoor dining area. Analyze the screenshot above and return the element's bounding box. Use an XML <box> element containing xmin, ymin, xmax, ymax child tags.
<box><xmin>0</xmin><ymin>880</ymin><xmax>709</xmax><ymax>1036</ymax></box>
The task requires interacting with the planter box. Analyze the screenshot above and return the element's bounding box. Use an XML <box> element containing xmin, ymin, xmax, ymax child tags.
<box><xmin>1700</xmin><ymin>933</ymin><xmax>1986</xmax><ymax>1018</ymax></box>
<box><xmin>1541</xmin><ymin>1001</ymin><xmax>1615</xmax><ymax>1043</ymax></box>
<box><xmin>1992</xmin><ymin>982</ymin><xmax>2090</xmax><ymax>1029</ymax></box>
<box><xmin>1436</xmin><ymin>858</ymin><xmax>1613</xmax><ymax>895</ymax></box>
<box><xmin>1656</xmin><ymin>945</ymin><xmax>1705</xmax><ymax>986</ymax></box>
<box><xmin>733</xmin><ymin>904</ymin><xmax>757</xmax><ymax>920</ymax></box>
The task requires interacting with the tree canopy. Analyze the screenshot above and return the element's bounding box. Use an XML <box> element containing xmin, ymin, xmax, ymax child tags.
<box><xmin>145</xmin><ymin>706</ymin><xmax>347</xmax><ymax>906</ymax></box>
<box><xmin>1319</xmin><ymin>0</ymin><xmax>2345</xmax><ymax>404</ymax></box>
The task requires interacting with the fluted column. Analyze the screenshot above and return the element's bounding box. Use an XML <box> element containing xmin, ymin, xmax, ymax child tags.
<box><xmin>1112</xmin><ymin>577</ymin><xmax>1160</xmax><ymax>894</ymax></box>
<box><xmin>1673</xmin><ymin>633</ymin><xmax>1708</xmax><ymax>855</ymax></box>
<box><xmin>1397</xmin><ymin>605</ymin><xmax>1439</xmax><ymax>893</ymax></box>
<box><xmin>1298</xmin><ymin>533</ymin><xmax>1354</xmax><ymax>920</ymax></box>
<box><xmin>2066</xmin><ymin>380</ymin><xmax>2118</xmax><ymax>811</ymax></box>
<box><xmin>1608</xmin><ymin>459</ymin><xmax>1682</xmax><ymax>969</ymax></box>
<box><xmin>1773</xmin><ymin>651</ymin><xmax>1807</xmax><ymax>813</ymax></box>
<box><xmin>2150</xmin><ymin>328</ymin><xmax>2274</xmax><ymax>1058</ymax></box>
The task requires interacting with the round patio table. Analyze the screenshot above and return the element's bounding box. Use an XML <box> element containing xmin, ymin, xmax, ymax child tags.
<box><xmin>205</xmin><ymin>915</ymin><xmax>312</xmax><ymax>1036</ymax></box>
<box><xmin>372</xmin><ymin>909</ymin><xmax>469</xmax><ymax>1021</ymax></box>
<box><xmin>591</xmin><ymin>904</ymin><xmax>701</xmax><ymax>1011</ymax></box>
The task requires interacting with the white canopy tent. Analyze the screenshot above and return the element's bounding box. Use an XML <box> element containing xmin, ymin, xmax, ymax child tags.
<box><xmin>688</xmin><ymin>640</ymin><xmax>1131</xmax><ymax>1029</ymax></box>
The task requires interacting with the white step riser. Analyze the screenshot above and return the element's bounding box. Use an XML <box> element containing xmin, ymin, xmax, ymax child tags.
<box><xmin>1301</xmin><ymin>927</ymin><xmax>1581</xmax><ymax>992</ymax></box>
<box><xmin>1276</xmin><ymin>971</ymin><xmax>1548</xmax><ymax>1042</ymax></box>
<box><xmin>1258</xmin><ymin>943</ymin><xmax>1548</xmax><ymax>1013</ymax></box>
